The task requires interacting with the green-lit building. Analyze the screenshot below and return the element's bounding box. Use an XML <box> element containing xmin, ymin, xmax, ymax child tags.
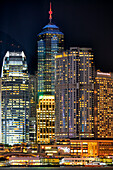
<box><xmin>1</xmin><ymin>51</ymin><xmax>29</xmax><ymax>145</ymax></box>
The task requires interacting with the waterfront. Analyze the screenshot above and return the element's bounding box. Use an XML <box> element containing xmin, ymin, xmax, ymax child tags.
<box><xmin>0</xmin><ymin>167</ymin><xmax>113</xmax><ymax>170</ymax></box>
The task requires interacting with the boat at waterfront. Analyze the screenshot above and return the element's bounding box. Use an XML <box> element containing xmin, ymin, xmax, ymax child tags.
<box><xmin>9</xmin><ymin>156</ymin><xmax>41</xmax><ymax>166</ymax></box>
<box><xmin>60</xmin><ymin>157</ymin><xmax>95</xmax><ymax>166</ymax></box>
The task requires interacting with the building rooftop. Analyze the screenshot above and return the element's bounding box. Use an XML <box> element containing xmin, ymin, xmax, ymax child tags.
<box><xmin>38</xmin><ymin>23</ymin><xmax>63</xmax><ymax>36</ymax></box>
<box><xmin>43</xmin><ymin>23</ymin><xmax>59</xmax><ymax>29</ymax></box>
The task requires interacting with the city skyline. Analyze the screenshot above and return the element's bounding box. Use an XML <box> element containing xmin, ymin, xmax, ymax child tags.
<box><xmin>0</xmin><ymin>0</ymin><xmax>113</xmax><ymax>75</ymax></box>
<box><xmin>0</xmin><ymin>1</ymin><xmax>113</xmax><ymax>167</ymax></box>
<box><xmin>0</xmin><ymin>0</ymin><xmax>112</xmax><ymax>142</ymax></box>
<box><xmin>0</xmin><ymin>0</ymin><xmax>113</xmax><ymax>143</ymax></box>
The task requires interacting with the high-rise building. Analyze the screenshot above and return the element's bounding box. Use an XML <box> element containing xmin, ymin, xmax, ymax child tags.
<box><xmin>29</xmin><ymin>75</ymin><xmax>37</xmax><ymax>143</ymax></box>
<box><xmin>95</xmin><ymin>71</ymin><xmax>113</xmax><ymax>139</ymax></box>
<box><xmin>37</xmin><ymin>3</ymin><xmax>64</xmax><ymax>143</ymax></box>
<box><xmin>55</xmin><ymin>47</ymin><xmax>95</xmax><ymax>139</ymax></box>
<box><xmin>37</xmin><ymin>3</ymin><xmax>64</xmax><ymax>97</ymax></box>
<box><xmin>1</xmin><ymin>51</ymin><xmax>29</xmax><ymax>145</ymax></box>
<box><xmin>37</xmin><ymin>95</ymin><xmax>55</xmax><ymax>143</ymax></box>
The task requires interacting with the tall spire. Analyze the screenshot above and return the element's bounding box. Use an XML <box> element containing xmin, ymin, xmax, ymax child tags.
<box><xmin>49</xmin><ymin>2</ymin><xmax>52</xmax><ymax>23</ymax></box>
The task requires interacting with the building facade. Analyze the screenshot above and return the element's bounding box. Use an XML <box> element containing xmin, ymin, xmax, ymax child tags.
<box><xmin>29</xmin><ymin>75</ymin><xmax>37</xmax><ymax>143</ymax></box>
<box><xmin>1</xmin><ymin>51</ymin><xmax>29</xmax><ymax>145</ymax></box>
<box><xmin>55</xmin><ymin>47</ymin><xmax>95</xmax><ymax>139</ymax></box>
<box><xmin>39</xmin><ymin>139</ymin><xmax>113</xmax><ymax>158</ymax></box>
<box><xmin>37</xmin><ymin>95</ymin><xmax>55</xmax><ymax>143</ymax></box>
<box><xmin>95</xmin><ymin>71</ymin><xmax>113</xmax><ymax>139</ymax></box>
<box><xmin>37</xmin><ymin>3</ymin><xmax>64</xmax><ymax>143</ymax></box>
<box><xmin>0</xmin><ymin>78</ymin><xmax>2</xmax><ymax>143</ymax></box>
<box><xmin>37</xmin><ymin>22</ymin><xmax>64</xmax><ymax>97</ymax></box>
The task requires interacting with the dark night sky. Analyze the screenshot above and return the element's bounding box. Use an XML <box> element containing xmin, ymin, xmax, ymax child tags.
<box><xmin>0</xmin><ymin>0</ymin><xmax>113</xmax><ymax>74</ymax></box>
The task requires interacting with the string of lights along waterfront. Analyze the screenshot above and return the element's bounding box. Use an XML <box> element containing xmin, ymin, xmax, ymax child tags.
<box><xmin>0</xmin><ymin>2</ymin><xmax>113</xmax><ymax>167</ymax></box>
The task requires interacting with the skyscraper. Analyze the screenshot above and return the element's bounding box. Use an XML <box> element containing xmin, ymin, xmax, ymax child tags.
<box><xmin>37</xmin><ymin>3</ymin><xmax>64</xmax><ymax>97</ymax></box>
<box><xmin>1</xmin><ymin>51</ymin><xmax>29</xmax><ymax>145</ymax></box>
<box><xmin>55</xmin><ymin>47</ymin><xmax>95</xmax><ymax>139</ymax></box>
<box><xmin>95</xmin><ymin>71</ymin><xmax>113</xmax><ymax>139</ymax></box>
<box><xmin>37</xmin><ymin>3</ymin><xmax>64</xmax><ymax>143</ymax></box>
<box><xmin>29</xmin><ymin>75</ymin><xmax>37</xmax><ymax>143</ymax></box>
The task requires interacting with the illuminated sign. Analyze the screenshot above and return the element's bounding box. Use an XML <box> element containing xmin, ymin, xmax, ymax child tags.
<box><xmin>58</xmin><ymin>147</ymin><xmax>70</xmax><ymax>153</ymax></box>
<box><xmin>97</xmin><ymin>72</ymin><xmax>111</xmax><ymax>77</ymax></box>
<box><xmin>39</xmin><ymin>95</ymin><xmax>54</xmax><ymax>100</ymax></box>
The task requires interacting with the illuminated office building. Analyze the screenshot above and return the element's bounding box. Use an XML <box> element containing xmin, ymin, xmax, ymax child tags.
<box><xmin>37</xmin><ymin>95</ymin><xmax>55</xmax><ymax>143</ymax></box>
<box><xmin>37</xmin><ymin>3</ymin><xmax>64</xmax><ymax>143</ymax></box>
<box><xmin>29</xmin><ymin>75</ymin><xmax>37</xmax><ymax>143</ymax></box>
<box><xmin>55</xmin><ymin>47</ymin><xmax>94</xmax><ymax>139</ymax></box>
<box><xmin>37</xmin><ymin>2</ymin><xmax>64</xmax><ymax>98</ymax></box>
<box><xmin>95</xmin><ymin>71</ymin><xmax>113</xmax><ymax>139</ymax></box>
<box><xmin>1</xmin><ymin>51</ymin><xmax>29</xmax><ymax>145</ymax></box>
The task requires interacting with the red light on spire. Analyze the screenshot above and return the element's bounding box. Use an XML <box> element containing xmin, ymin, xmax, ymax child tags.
<box><xmin>49</xmin><ymin>2</ymin><xmax>52</xmax><ymax>23</ymax></box>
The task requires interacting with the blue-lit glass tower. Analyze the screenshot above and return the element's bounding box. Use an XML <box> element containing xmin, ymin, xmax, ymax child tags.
<box><xmin>37</xmin><ymin>3</ymin><xmax>64</xmax><ymax>99</ymax></box>
<box><xmin>37</xmin><ymin>3</ymin><xmax>64</xmax><ymax>143</ymax></box>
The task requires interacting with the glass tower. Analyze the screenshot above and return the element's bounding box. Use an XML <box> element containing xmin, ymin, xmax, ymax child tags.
<box><xmin>37</xmin><ymin>4</ymin><xmax>64</xmax><ymax>98</ymax></box>
<box><xmin>37</xmin><ymin>3</ymin><xmax>64</xmax><ymax>143</ymax></box>
<box><xmin>1</xmin><ymin>51</ymin><xmax>29</xmax><ymax>145</ymax></box>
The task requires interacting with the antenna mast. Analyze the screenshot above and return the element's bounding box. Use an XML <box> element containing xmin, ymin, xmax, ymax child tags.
<box><xmin>49</xmin><ymin>2</ymin><xmax>52</xmax><ymax>23</ymax></box>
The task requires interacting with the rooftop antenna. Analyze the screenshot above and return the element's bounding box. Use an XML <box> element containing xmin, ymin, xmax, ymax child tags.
<box><xmin>49</xmin><ymin>2</ymin><xmax>52</xmax><ymax>23</ymax></box>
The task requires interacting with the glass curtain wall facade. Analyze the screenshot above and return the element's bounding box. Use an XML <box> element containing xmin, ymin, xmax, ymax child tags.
<box><xmin>29</xmin><ymin>75</ymin><xmax>37</xmax><ymax>143</ymax></box>
<box><xmin>37</xmin><ymin>23</ymin><xmax>64</xmax><ymax>98</ymax></box>
<box><xmin>1</xmin><ymin>51</ymin><xmax>29</xmax><ymax>145</ymax></box>
<box><xmin>95</xmin><ymin>71</ymin><xmax>113</xmax><ymax>139</ymax></box>
<box><xmin>55</xmin><ymin>47</ymin><xmax>94</xmax><ymax>139</ymax></box>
